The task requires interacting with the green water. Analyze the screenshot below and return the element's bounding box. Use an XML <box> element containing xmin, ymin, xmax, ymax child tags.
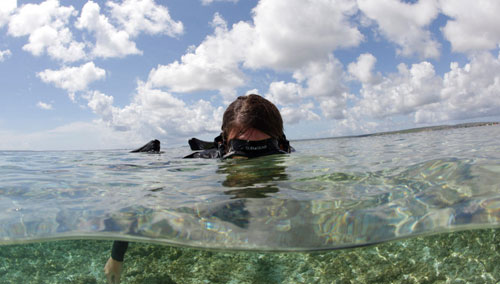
<box><xmin>1</xmin><ymin>228</ymin><xmax>500</xmax><ymax>283</ymax></box>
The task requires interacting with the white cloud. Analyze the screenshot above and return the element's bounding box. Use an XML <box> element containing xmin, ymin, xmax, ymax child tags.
<box><xmin>86</xmin><ymin>91</ymin><xmax>115</xmax><ymax>123</ymax></box>
<box><xmin>143</xmin><ymin>0</ymin><xmax>364</xmax><ymax>125</ymax></box>
<box><xmin>6</xmin><ymin>0</ymin><xmax>184</xmax><ymax>61</ymax></box>
<box><xmin>416</xmin><ymin>52</ymin><xmax>500</xmax><ymax>123</ymax></box>
<box><xmin>280</xmin><ymin>103</ymin><xmax>320</xmax><ymax>125</ymax></box>
<box><xmin>0</xmin><ymin>121</ymin><xmax>144</xmax><ymax>151</ymax></box>
<box><xmin>0</xmin><ymin>49</ymin><xmax>12</xmax><ymax>61</ymax></box>
<box><xmin>320</xmin><ymin>95</ymin><xmax>349</xmax><ymax>120</ymax></box>
<box><xmin>76</xmin><ymin>0</ymin><xmax>141</xmax><ymax>58</ymax></box>
<box><xmin>358</xmin><ymin>0</ymin><xmax>440</xmax><ymax>59</ymax></box>
<box><xmin>75</xmin><ymin>0</ymin><xmax>183</xmax><ymax>59</ymax></box>
<box><xmin>345</xmin><ymin>51</ymin><xmax>500</xmax><ymax>127</ymax></box>
<box><xmin>148</xmin><ymin>13</ymin><xmax>249</xmax><ymax>93</ymax></box>
<box><xmin>8</xmin><ymin>0</ymin><xmax>86</xmax><ymax>62</ymax></box>
<box><xmin>37</xmin><ymin>62</ymin><xmax>106</xmax><ymax>94</ymax></box>
<box><xmin>348</xmin><ymin>53</ymin><xmax>381</xmax><ymax>84</ymax></box>
<box><xmin>265</xmin><ymin>81</ymin><xmax>303</xmax><ymax>106</ymax></box>
<box><xmin>244</xmin><ymin>88</ymin><xmax>259</xmax><ymax>96</ymax></box>
<box><xmin>324</xmin><ymin>113</ymin><xmax>382</xmax><ymax>137</ymax></box>
<box><xmin>86</xmin><ymin>81</ymin><xmax>224</xmax><ymax>141</ymax></box>
<box><xmin>355</xmin><ymin>61</ymin><xmax>442</xmax><ymax>118</ymax></box>
<box><xmin>246</xmin><ymin>0</ymin><xmax>362</xmax><ymax>70</ymax></box>
<box><xmin>264</xmin><ymin>56</ymin><xmax>350</xmax><ymax>122</ymax></box>
<box><xmin>293</xmin><ymin>56</ymin><xmax>347</xmax><ymax>98</ymax></box>
<box><xmin>201</xmin><ymin>0</ymin><xmax>238</xmax><ymax>6</ymax></box>
<box><xmin>148</xmin><ymin>0</ymin><xmax>363</xmax><ymax>96</ymax></box>
<box><xmin>440</xmin><ymin>0</ymin><xmax>500</xmax><ymax>52</ymax></box>
<box><xmin>36</xmin><ymin>101</ymin><xmax>53</xmax><ymax>110</ymax></box>
<box><xmin>0</xmin><ymin>0</ymin><xmax>16</xmax><ymax>28</ymax></box>
<box><xmin>107</xmin><ymin>0</ymin><xmax>183</xmax><ymax>37</ymax></box>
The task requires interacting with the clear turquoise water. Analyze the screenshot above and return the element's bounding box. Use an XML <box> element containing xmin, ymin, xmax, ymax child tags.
<box><xmin>1</xmin><ymin>125</ymin><xmax>500</xmax><ymax>283</ymax></box>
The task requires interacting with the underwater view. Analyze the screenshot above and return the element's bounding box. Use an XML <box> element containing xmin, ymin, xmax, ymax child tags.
<box><xmin>1</xmin><ymin>124</ymin><xmax>500</xmax><ymax>283</ymax></box>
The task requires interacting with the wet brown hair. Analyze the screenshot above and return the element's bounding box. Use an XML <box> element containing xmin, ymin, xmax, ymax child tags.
<box><xmin>221</xmin><ymin>94</ymin><xmax>284</xmax><ymax>143</ymax></box>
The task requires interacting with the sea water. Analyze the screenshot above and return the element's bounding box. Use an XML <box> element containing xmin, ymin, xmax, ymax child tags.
<box><xmin>0</xmin><ymin>125</ymin><xmax>499</xmax><ymax>283</ymax></box>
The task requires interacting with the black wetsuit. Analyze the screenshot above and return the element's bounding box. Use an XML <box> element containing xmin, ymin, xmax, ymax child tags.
<box><xmin>111</xmin><ymin>241</ymin><xmax>129</xmax><ymax>262</ymax></box>
<box><xmin>111</xmin><ymin>137</ymin><xmax>292</xmax><ymax>261</ymax></box>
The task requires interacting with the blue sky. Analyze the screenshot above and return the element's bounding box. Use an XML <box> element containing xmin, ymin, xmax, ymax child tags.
<box><xmin>0</xmin><ymin>0</ymin><xmax>499</xmax><ymax>150</ymax></box>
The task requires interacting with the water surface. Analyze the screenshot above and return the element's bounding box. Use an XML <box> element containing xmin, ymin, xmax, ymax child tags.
<box><xmin>1</xmin><ymin>125</ymin><xmax>500</xmax><ymax>282</ymax></box>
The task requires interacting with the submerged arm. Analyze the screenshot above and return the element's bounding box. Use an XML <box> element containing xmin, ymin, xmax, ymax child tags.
<box><xmin>104</xmin><ymin>241</ymin><xmax>129</xmax><ymax>284</ymax></box>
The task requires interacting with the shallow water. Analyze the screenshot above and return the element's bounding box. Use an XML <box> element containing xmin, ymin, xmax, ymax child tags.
<box><xmin>1</xmin><ymin>125</ymin><xmax>500</xmax><ymax>282</ymax></box>
<box><xmin>1</xmin><ymin>228</ymin><xmax>500</xmax><ymax>283</ymax></box>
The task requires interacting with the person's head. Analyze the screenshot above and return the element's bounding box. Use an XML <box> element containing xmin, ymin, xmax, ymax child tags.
<box><xmin>221</xmin><ymin>94</ymin><xmax>284</xmax><ymax>143</ymax></box>
<box><xmin>218</xmin><ymin>94</ymin><xmax>290</xmax><ymax>158</ymax></box>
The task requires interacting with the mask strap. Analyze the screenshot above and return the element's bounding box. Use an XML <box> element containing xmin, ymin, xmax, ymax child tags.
<box><xmin>279</xmin><ymin>134</ymin><xmax>291</xmax><ymax>153</ymax></box>
<box><xmin>216</xmin><ymin>132</ymin><xmax>226</xmax><ymax>158</ymax></box>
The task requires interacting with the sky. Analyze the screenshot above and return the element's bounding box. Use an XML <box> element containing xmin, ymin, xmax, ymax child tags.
<box><xmin>0</xmin><ymin>0</ymin><xmax>499</xmax><ymax>150</ymax></box>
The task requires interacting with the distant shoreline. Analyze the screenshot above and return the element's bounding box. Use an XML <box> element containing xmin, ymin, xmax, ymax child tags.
<box><xmin>355</xmin><ymin>122</ymin><xmax>499</xmax><ymax>137</ymax></box>
<box><xmin>296</xmin><ymin>122</ymin><xmax>499</xmax><ymax>141</ymax></box>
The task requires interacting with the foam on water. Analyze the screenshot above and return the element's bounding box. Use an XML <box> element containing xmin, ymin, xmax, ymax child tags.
<box><xmin>0</xmin><ymin>125</ymin><xmax>499</xmax><ymax>251</ymax></box>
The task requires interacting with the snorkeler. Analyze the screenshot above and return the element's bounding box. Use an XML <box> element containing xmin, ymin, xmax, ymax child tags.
<box><xmin>104</xmin><ymin>94</ymin><xmax>292</xmax><ymax>283</ymax></box>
